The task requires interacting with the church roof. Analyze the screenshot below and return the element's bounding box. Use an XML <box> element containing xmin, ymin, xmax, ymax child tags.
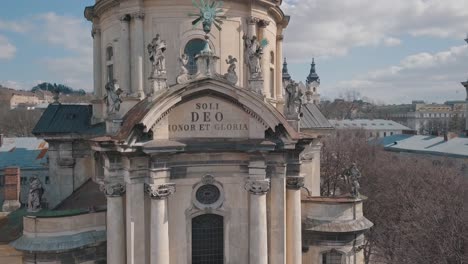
<box><xmin>300</xmin><ymin>103</ymin><xmax>333</xmax><ymax>130</ymax></box>
<box><xmin>32</xmin><ymin>104</ymin><xmax>105</xmax><ymax>135</ymax></box>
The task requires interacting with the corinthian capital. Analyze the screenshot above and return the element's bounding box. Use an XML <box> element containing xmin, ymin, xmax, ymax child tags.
<box><xmin>91</xmin><ymin>25</ymin><xmax>101</xmax><ymax>38</ymax></box>
<box><xmin>245</xmin><ymin>179</ymin><xmax>270</xmax><ymax>195</ymax></box>
<box><xmin>257</xmin><ymin>19</ymin><xmax>270</xmax><ymax>28</ymax></box>
<box><xmin>120</xmin><ymin>14</ymin><xmax>131</xmax><ymax>22</ymax></box>
<box><xmin>130</xmin><ymin>11</ymin><xmax>145</xmax><ymax>20</ymax></box>
<box><xmin>248</xmin><ymin>16</ymin><xmax>260</xmax><ymax>25</ymax></box>
<box><xmin>99</xmin><ymin>182</ymin><xmax>126</xmax><ymax>197</ymax></box>
<box><xmin>286</xmin><ymin>176</ymin><xmax>304</xmax><ymax>190</ymax></box>
<box><xmin>145</xmin><ymin>183</ymin><xmax>176</xmax><ymax>199</ymax></box>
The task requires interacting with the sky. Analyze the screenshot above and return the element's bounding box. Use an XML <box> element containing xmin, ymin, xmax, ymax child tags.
<box><xmin>0</xmin><ymin>0</ymin><xmax>467</xmax><ymax>104</ymax></box>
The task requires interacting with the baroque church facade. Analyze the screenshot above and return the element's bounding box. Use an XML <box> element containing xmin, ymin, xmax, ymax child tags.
<box><xmin>11</xmin><ymin>0</ymin><xmax>372</xmax><ymax>264</ymax></box>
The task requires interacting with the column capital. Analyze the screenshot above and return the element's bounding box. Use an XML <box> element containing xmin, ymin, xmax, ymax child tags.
<box><xmin>130</xmin><ymin>11</ymin><xmax>145</xmax><ymax>20</ymax></box>
<box><xmin>145</xmin><ymin>183</ymin><xmax>176</xmax><ymax>199</ymax></box>
<box><xmin>120</xmin><ymin>14</ymin><xmax>131</xmax><ymax>22</ymax></box>
<box><xmin>258</xmin><ymin>19</ymin><xmax>270</xmax><ymax>28</ymax></box>
<box><xmin>248</xmin><ymin>16</ymin><xmax>260</xmax><ymax>25</ymax></box>
<box><xmin>276</xmin><ymin>34</ymin><xmax>284</xmax><ymax>41</ymax></box>
<box><xmin>245</xmin><ymin>179</ymin><xmax>270</xmax><ymax>195</ymax></box>
<box><xmin>100</xmin><ymin>182</ymin><xmax>126</xmax><ymax>197</ymax></box>
<box><xmin>286</xmin><ymin>176</ymin><xmax>304</xmax><ymax>190</ymax></box>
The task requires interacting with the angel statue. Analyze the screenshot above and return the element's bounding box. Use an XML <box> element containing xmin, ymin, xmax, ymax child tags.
<box><xmin>224</xmin><ymin>55</ymin><xmax>238</xmax><ymax>85</ymax></box>
<box><xmin>243</xmin><ymin>34</ymin><xmax>268</xmax><ymax>79</ymax></box>
<box><xmin>104</xmin><ymin>80</ymin><xmax>123</xmax><ymax>115</ymax></box>
<box><xmin>176</xmin><ymin>53</ymin><xmax>191</xmax><ymax>84</ymax></box>
<box><xmin>148</xmin><ymin>34</ymin><xmax>167</xmax><ymax>77</ymax></box>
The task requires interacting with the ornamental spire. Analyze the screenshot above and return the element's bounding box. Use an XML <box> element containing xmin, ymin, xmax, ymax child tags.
<box><xmin>282</xmin><ymin>57</ymin><xmax>291</xmax><ymax>82</ymax></box>
<box><xmin>306</xmin><ymin>58</ymin><xmax>320</xmax><ymax>85</ymax></box>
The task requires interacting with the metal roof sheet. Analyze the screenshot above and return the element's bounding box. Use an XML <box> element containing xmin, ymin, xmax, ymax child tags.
<box><xmin>382</xmin><ymin>135</ymin><xmax>468</xmax><ymax>158</ymax></box>
<box><xmin>0</xmin><ymin>137</ymin><xmax>48</xmax><ymax>169</ymax></box>
<box><xmin>329</xmin><ymin>119</ymin><xmax>411</xmax><ymax>131</ymax></box>
<box><xmin>300</xmin><ymin>103</ymin><xmax>334</xmax><ymax>129</ymax></box>
<box><xmin>32</xmin><ymin>104</ymin><xmax>100</xmax><ymax>135</ymax></box>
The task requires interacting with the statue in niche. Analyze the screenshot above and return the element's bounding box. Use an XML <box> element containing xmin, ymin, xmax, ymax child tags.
<box><xmin>148</xmin><ymin>34</ymin><xmax>167</xmax><ymax>77</ymax></box>
<box><xmin>176</xmin><ymin>53</ymin><xmax>191</xmax><ymax>84</ymax></box>
<box><xmin>27</xmin><ymin>176</ymin><xmax>44</xmax><ymax>212</ymax></box>
<box><xmin>284</xmin><ymin>80</ymin><xmax>303</xmax><ymax>116</ymax></box>
<box><xmin>104</xmin><ymin>80</ymin><xmax>123</xmax><ymax>115</ymax></box>
<box><xmin>224</xmin><ymin>55</ymin><xmax>238</xmax><ymax>85</ymax></box>
<box><xmin>243</xmin><ymin>35</ymin><xmax>266</xmax><ymax>79</ymax></box>
<box><xmin>344</xmin><ymin>163</ymin><xmax>361</xmax><ymax>198</ymax></box>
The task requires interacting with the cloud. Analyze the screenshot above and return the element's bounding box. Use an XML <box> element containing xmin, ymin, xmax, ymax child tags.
<box><xmin>331</xmin><ymin>45</ymin><xmax>468</xmax><ymax>103</ymax></box>
<box><xmin>283</xmin><ymin>0</ymin><xmax>468</xmax><ymax>60</ymax></box>
<box><xmin>0</xmin><ymin>35</ymin><xmax>16</xmax><ymax>59</ymax></box>
<box><xmin>0</xmin><ymin>19</ymin><xmax>32</xmax><ymax>33</ymax></box>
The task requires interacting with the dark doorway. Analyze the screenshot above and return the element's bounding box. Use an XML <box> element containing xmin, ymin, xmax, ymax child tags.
<box><xmin>192</xmin><ymin>214</ymin><xmax>224</xmax><ymax>264</ymax></box>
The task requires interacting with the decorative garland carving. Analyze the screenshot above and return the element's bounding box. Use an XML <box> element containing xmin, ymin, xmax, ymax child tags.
<box><xmin>99</xmin><ymin>182</ymin><xmax>126</xmax><ymax>197</ymax></box>
<box><xmin>145</xmin><ymin>183</ymin><xmax>176</xmax><ymax>199</ymax></box>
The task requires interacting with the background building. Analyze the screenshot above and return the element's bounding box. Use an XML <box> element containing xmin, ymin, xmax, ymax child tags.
<box><xmin>329</xmin><ymin>119</ymin><xmax>413</xmax><ymax>138</ymax></box>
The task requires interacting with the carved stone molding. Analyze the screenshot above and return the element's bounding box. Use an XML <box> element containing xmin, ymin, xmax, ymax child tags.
<box><xmin>130</xmin><ymin>11</ymin><xmax>145</xmax><ymax>20</ymax></box>
<box><xmin>245</xmin><ymin>179</ymin><xmax>270</xmax><ymax>195</ymax></box>
<box><xmin>99</xmin><ymin>182</ymin><xmax>126</xmax><ymax>197</ymax></box>
<box><xmin>145</xmin><ymin>183</ymin><xmax>176</xmax><ymax>200</ymax></box>
<box><xmin>286</xmin><ymin>176</ymin><xmax>304</xmax><ymax>190</ymax></box>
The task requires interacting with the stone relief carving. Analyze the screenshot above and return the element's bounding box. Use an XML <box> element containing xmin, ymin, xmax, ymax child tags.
<box><xmin>284</xmin><ymin>80</ymin><xmax>303</xmax><ymax>118</ymax></box>
<box><xmin>146</xmin><ymin>183</ymin><xmax>176</xmax><ymax>200</ymax></box>
<box><xmin>99</xmin><ymin>182</ymin><xmax>126</xmax><ymax>197</ymax></box>
<box><xmin>223</xmin><ymin>55</ymin><xmax>238</xmax><ymax>85</ymax></box>
<box><xmin>104</xmin><ymin>80</ymin><xmax>123</xmax><ymax>115</ymax></box>
<box><xmin>243</xmin><ymin>34</ymin><xmax>264</xmax><ymax>79</ymax></box>
<box><xmin>27</xmin><ymin>176</ymin><xmax>44</xmax><ymax>212</ymax></box>
<box><xmin>244</xmin><ymin>179</ymin><xmax>270</xmax><ymax>195</ymax></box>
<box><xmin>176</xmin><ymin>53</ymin><xmax>191</xmax><ymax>84</ymax></box>
<box><xmin>286</xmin><ymin>176</ymin><xmax>305</xmax><ymax>190</ymax></box>
<box><xmin>148</xmin><ymin>34</ymin><xmax>167</xmax><ymax>78</ymax></box>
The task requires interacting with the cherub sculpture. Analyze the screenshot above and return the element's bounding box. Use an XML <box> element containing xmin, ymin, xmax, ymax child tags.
<box><xmin>224</xmin><ymin>55</ymin><xmax>238</xmax><ymax>85</ymax></box>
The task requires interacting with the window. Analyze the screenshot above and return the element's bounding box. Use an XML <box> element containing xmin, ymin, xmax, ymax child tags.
<box><xmin>322</xmin><ymin>250</ymin><xmax>343</xmax><ymax>264</ymax></box>
<box><xmin>192</xmin><ymin>214</ymin><xmax>224</xmax><ymax>264</ymax></box>
<box><xmin>313</xmin><ymin>87</ymin><xmax>316</xmax><ymax>93</ymax></box>
<box><xmin>106</xmin><ymin>46</ymin><xmax>114</xmax><ymax>82</ymax></box>
<box><xmin>184</xmin><ymin>39</ymin><xmax>207</xmax><ymax>74</ymax></box>
<box><xmin>270</xmin><ymin>68</ymin><xmax>275</xmax><ymax>98</ymax></box>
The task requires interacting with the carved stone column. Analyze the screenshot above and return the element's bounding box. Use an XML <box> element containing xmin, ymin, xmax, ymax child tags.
<box><xmin>146</xmin><ymin>183</ymin><xmax>175</xmax><ymax>264</ymax></box>
<box><xmin>130</xmin><ymin>12</ymin><xmax>145</xmax><ymax>98</ymax></box>
<box><xmin>245</xmin><ymin>158</ymin><xmax>270</xmax><ymax>264</ymax></box>
<box><xmin>92</xmin><ymin>25</ymin><xmax>102</xmax><ymax>98</ymax></box>
<box><xmin>100</xmin><ymin>182</ymin><xmax>126</xmax><ymax>264</ymax></box>
<box><xmin>119</xmin><ymin>15</ymin><xmax>131</xmax><ymax>95</ymax></box>
<box><xmin>286</xmin><ymin>176</ymin><xmax>304</xmax><ymax>264</ymax></box>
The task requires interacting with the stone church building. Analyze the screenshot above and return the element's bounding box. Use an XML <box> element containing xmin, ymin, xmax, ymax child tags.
<box><xmin>10</xmin><ymin>0</ymin><xmax>372</xmax><ymax>263</ymax></box>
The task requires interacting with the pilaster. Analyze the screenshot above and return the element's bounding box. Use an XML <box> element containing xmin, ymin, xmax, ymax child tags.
<box><xmin>286</xmin><ymin>157</ymin><xmax>303</xmax><ymax>264</ymax></box>
<box><xmin>130</xmin><ymin>11</ymin><xmax>145</xmax><ymax>98</ymax></box>
<box><xmin>119</xmin><ymin>14</ymin><xmax>131</xmax><ymax>95</ymax></box>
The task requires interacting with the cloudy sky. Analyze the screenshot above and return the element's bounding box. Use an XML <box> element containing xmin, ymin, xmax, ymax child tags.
<box><xmin>0</xmin><ymin>0</ymin><xmax>467</xmax><ymax>104</ymax></box>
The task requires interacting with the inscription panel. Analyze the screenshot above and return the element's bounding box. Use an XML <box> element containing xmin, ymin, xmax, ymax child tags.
<box><xmin>166</xmin><ymin>96</ymin><xmax>264</xmax><ymax>139</ymax></box>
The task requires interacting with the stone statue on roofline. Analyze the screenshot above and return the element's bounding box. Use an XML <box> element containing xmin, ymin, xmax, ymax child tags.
<box><xmin>284</xmin><ymin>80</ymin><xmax>303</xmax><ymax>118</ymax></box>
<box><xmin>243</xmin><ymin>34</ymin><xmax>267</xmax><ymax>79</ymax></box>
<box><xmin>344</xmin><ymin>163</ymin><xmax>362</xmax><ymax>198</ymax></box>
<box><xmin>104</xmin><ymin>79</ymin><xmax>123</xmax><ymax>115</ymax></box>
<box><xmin>224</xmin><ymin>55</ymin><xmax>238</xmax><ymax>85</ymax></box>
<box><xmin>148</xmin><ymin>34</ymin><xmax>167</xmax><ymax>78</ymax></box>
<box><xmin>27</xmin><ymin>176</ymin><xmax>44</xmax><ymax>212</ymax></box>
<box><xmin>176</xmin><ymin>53</ymin><xmax>191</xmax><ymax>84</ymax></box>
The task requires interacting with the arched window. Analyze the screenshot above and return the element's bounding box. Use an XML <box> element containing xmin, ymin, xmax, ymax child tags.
<box><xmin>106</xmin><ymin>46</ymin><xmax>114</xmax><ymax>82</ymax></box>
<box><xmin>184</xmin><ymin>39</ymin><xmax>207</xmax><ymax>74</ymax></box>
<box><xmin>192</xmin><ymin>214</ymin><xmax>224</xmax><ymax>264</ymax></box>
<box><xmin>322</xmin><ymin>249</ymin><xmax>343</xmax><ymax>264</ymax></box>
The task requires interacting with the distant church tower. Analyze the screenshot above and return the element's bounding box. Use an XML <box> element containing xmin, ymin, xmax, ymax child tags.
<box><xmin>305</xmin><ymin>58</ymin><xmax>321</xmax><ymax>105</ymax></box>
